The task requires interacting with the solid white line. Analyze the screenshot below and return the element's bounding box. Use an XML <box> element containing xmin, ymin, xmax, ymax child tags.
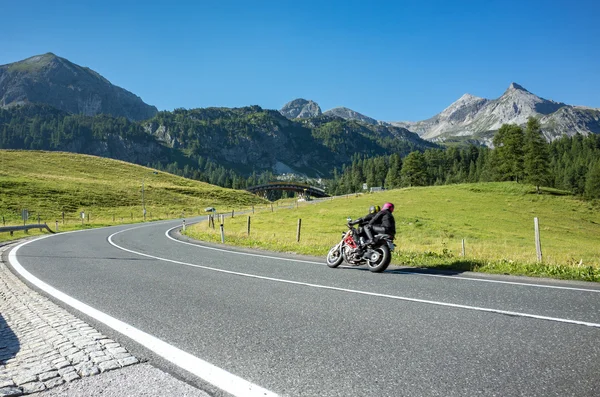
<box><xmin>107</xmin><ymin>227</ymin><xmax>600</xmax><ymax>329</ymax></box>
<box><xmin>164</xmin><ymin>224</ymin><xmax>324</xmax><ymax>265</ymax></box>
<box><xmin>7</xmin><ymin>237</ymin><xmax>278</xmax><ymax>397</ymax></box>
<box><xmin>392</xmin><ymin>270</ymin><xmax>600</xmax><ymax>293</ymax></box>
<box><xmin>163</xmin><ymin>225</ymin><xmax>600</xmax><ymax>294</ymax></box>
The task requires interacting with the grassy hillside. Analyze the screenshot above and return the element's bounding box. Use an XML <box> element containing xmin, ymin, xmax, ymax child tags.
<box><xmin>186</xmin><ymin>183</ymin><xmax>600</xmax><ymax>281</ymax></box>
<box><xmin>0</xmin><ymin>150</ymin><xmax>267</xmax><ymax>241</ymax></box>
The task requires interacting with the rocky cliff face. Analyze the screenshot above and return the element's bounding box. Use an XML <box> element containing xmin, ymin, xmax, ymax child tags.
<box><xmin>323</xmin><ymin>107</ymin><xmax>378</xmax><ymax>125</ymax></box>
<box><xmin>279</xmin><ymin>98</ymin><xmax>322</xmax><ymax>119</ymax></box>
<box><xmin>0</xmin><ymin>53</ymin><xmax>158</xmax><ymax>121</ymax></box>
<box><xmin>391</xmin><ymin>83</ymin><xmax>599</xmax><ymax>144</ymax></box>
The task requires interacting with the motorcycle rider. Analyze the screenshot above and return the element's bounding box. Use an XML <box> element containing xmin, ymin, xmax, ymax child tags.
<box><xmin>348</xmin><ymin>205</ymin><xmax>381</xmax><ymax>244</ymax></box>
<box><xmin>361</xmin><ymin>202</ymin><xmax>395</xmax><ymax>248</ymax></box>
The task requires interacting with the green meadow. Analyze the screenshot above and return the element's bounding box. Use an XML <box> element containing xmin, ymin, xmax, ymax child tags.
<box><xmin>0</xmin><ymin>150</ymin><xmax>266</xmax><ymax>241</ymax></box>
<box><xmin>2</xmin><ymin>150</ymin><xmax>599</xmax><ymax>281</ymax></box>
<box><xmin>186</xmin><ymin>183</ymin><xmax>600</xmax><ymax>282</ymax></box>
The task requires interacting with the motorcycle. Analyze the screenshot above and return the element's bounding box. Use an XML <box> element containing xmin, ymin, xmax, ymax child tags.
<box><xmin>326</xmin><ymin>218</ymin><xmax>395</xmax><ymax>273</ymax></box>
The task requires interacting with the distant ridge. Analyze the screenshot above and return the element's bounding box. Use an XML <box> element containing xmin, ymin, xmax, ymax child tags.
<box><xmin>391</xmin><ymin>82</ymin><xmax>600</xmax><ymax>144</ymax></box>
<box><xmin>323</xmin><ymin>107</ymin><xmax>378</xmax><ymax>125</ymax></box>
<box><xmin>279</xmin><ymin>98</ymin><xmax>322</xmax><ymax>119</ymax></box>
<box><xmin>0</xmin><ymin>53</ymin><xmax>157</xmax><ymax>121</ymax></box>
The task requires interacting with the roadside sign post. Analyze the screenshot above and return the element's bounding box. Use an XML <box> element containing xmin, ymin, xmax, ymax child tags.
<box><xmin>80</xmin><ymin>211</ymin><xmax>85</xmax><ymax>226</ymax></box>
<box><xmin>22</xmin><ymin>209</ymin><xmax>29</xmax><ymax>226</ymax></box>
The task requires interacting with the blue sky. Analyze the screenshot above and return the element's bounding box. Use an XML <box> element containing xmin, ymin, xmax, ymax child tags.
<box><xmin>1</xmin><ymin>0</ymin><xmax>599</xmax><ymax>121</ymax></box>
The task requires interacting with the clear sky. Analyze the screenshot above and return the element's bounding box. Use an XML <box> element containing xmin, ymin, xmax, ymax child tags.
<box><xmin>1</xmin><ymin>0</ymin><xmax>599</xmax><ymax>121</ymax></box>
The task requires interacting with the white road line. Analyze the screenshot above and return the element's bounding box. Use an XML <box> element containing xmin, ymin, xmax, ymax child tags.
<box><xmin>107</xmin><ymin>227</ymin><xmax>600</xmax><ymax>329</ymax></box>
<box><xmin>391</xmin><ymin>269</ymin><xmax>600</xmax><ymax>293</ymax></box>
<box><xmin>7</xmin><ymin>237</ymin><xmax>278</xmax><ymax>397</ymax></box>
<box><xmin>164</xmin><ymin>224</ymin><xmax>600</xmax><ymax>294</ymax></box>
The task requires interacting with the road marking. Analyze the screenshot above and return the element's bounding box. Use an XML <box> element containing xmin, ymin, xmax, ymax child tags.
<box><xmin>106</xmin><ymin>227</ymin><xmax>600</xmax><ymax>329</ymax></box>
<box><xmin>8</xmin><ymin>237</ymin><xmax>279</xmax><ymax>397</ymax></box>
<box><xmin>163</xmin><ymin>224</ymin><xmax>600</xmax><ymax>294</ymax></box>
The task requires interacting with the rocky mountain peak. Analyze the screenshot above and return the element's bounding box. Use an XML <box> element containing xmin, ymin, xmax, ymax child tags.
<box><xmin>280</xmin><ymin>98</ymin><xmax>322</xmax><ymax>119</ymax></box>
<box><xmin>458</xmin><ymin>93</ymin><xmax>477</xmax><ymax>101</ymax></box>
<box><xmin>507</xmin><ymin>82</ymin><xmax>527</xmax><ymax>92</ymax></box>
<box><xmin>391</xmin><ymin>82</ymin><xmax>591</xmax><ymax>144</ymax></box>
<box><xmin>0</xmin><ymin>53</ymin><xmax>157</xmax><ymax>121</ymax></box>
<box><xmin>323</xmin><ymin>107</ymin><xmax>378</xmax><ymax>125</ymax></box>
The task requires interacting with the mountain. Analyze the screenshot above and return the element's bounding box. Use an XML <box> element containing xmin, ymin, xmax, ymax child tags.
<box><xmin>0</xmin><ymin>53</ymin><xmax>438</xmax><ymax>181</ymax></box>
<box><xmin>0</xmin><ymin>53</ymin><xmax>157</xmax><ymax>121</ymax></box>
<box><xmin>144</xmin><ymin>107</ymin><xmax>438</xmax><ymax>177</ymax></box>
<box><xmin>0</xmin><ymin>102</ymin><xmax>437</xmax><ymax>180</ymax></box>
<box><xmin>279</xmin><ymin>98</ymin><xmax>322</xmax><ymax>119</ymax></box>
<box><xmin>0</xmin><ymin>104</ymin><xmax>186</xmax><ymax>166</ymax></box>
<box><xmin>391</xmin><ymin>83</ymin><xmax>600</xmax><ymax>145</ymax></box>
<box><xmin>323</xmin><ymin>107</ymin><xmax>378</xmax><ymax>125</ymax></box>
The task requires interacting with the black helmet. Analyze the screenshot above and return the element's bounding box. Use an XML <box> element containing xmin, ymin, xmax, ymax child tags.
<box><xmin>369</xmin><ymin>205</ymin><xmax>381</xmax><ymax>214</ymax></box>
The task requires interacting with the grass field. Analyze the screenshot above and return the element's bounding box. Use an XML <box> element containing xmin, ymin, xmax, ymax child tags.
<box><xmin>0</xmin><ymin>150</ymin><xmax>267</xmax><ymax>241</ymax></box>
<box><xmin>3</xmin><ymin>150</ymin><xmax>599</xmax><ymax>282</ymax></box>
<box><xmin>185</xmin><ymin>183</ymin><xmax>600</xmax><ymax>282</ymax></box>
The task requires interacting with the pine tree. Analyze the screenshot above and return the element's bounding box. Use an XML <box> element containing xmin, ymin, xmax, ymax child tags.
<box><xmin>384</xmin><ymin>154</ymin><xmax>402</xmax><ymax>189</ymax></box>
<box><xmin>523</xmin><ymin>117</ymin><xmax>550</xmax><ymax>193</ymax></box>
<box><xmin>492</xmin><ymin>124</ymin><xmax>525</xmax><ymax>182</ymax></box>
<box><xmin>584</xmin><ymin>161</ymin><xmax>600</xmax><ymax>199</ymax></box>
<box><xmin>401</xmin><ymin>151</ymin><xmax>428</xmax><ymax>187</ymax></box>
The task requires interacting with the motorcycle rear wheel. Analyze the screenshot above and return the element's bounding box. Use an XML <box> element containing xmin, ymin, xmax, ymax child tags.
<box><xmin>326</xmin><ymin>245</ymin><xmax>344</xmax><ymax>268</ymax></box>
<box><xmin>367</xmin><ymin>244</ymin><xmax>391</xmax><ymax>273</ymax></box>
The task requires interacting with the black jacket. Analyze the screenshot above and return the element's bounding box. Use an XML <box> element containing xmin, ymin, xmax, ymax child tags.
<box><xmin>368</xmin><ymin>209</ymin><xmax>395</xmax><ymax>236</ymax></box>
<box><xmin>355</xmin><ymin>212</ymin><xmax>377</xmax><ymax>225</ymax></box>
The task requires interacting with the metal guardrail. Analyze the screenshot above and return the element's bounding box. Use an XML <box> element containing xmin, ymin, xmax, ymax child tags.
<box><xmin>0</xmin><ymin>224</ymin><xmax>56</xmax><ymax>235</ymax></box>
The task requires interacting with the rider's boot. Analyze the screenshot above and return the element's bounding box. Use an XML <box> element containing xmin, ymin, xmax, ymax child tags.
<box><xmin>361</xmin><ymin>227</ymin><xmax>375</xmax><ymax>248</ymax></box>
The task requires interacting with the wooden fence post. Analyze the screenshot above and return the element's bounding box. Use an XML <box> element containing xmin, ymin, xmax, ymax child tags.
<box><xmin>62</xmin><ymin>212</ymin><xmax>65</xmax><ymax>225</ymax></box>
<box><xmin>461</xmin><ymin>239</ymin><xmax>465</xmax><ymax>257</ymax></box>
<box><xmin>271</xmin><ymin>203</ymin><xmax>273</xmax><ymax>212</ymax></box>
<box><xmin>297</xmin><ymin>219</ymin><xmax>302</xmax><ymax>242</ymax></box>
<box><xmin>232</xmin><ymin>209</ymin><xmax>234</xmax><ymax>218</ymax></box>
<box><xmin>534</xmin><ymin>217</ymin><xmax>542</xmax><ymax>262</ymax></box>
<box><xmin>247</xmin><ymin>216</ymin><xmax>251</xmax><ymax>236</ymax></box>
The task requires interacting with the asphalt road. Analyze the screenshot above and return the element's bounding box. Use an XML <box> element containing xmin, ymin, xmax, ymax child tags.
<box><xmin>8</xmin><ymin>218</ymin><xmax>600</xmax><ymax>396</ymax></box>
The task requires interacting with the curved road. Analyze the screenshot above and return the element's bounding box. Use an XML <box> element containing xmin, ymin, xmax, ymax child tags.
<box><xmin>7</xmin><ymin>218</ymin><xmax>600</xmax><ymax>396</ymax></box>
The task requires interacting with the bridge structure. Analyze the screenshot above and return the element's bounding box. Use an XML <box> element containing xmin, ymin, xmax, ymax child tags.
<box><xmin>246</xmin><ymin>182</ymin><xmax>329</xmax><ymax>199</ymax></box>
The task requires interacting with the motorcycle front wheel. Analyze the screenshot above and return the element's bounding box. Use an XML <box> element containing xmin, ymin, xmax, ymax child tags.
<box><xmin>367</xmin><ymin>244</ymin><xmax>391</xmax><ymax>273</ymax></box>
<box><xmin>326</xmin><ymin>244</ymin><xmax>344</xmax><ymax>268</ymax></box>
